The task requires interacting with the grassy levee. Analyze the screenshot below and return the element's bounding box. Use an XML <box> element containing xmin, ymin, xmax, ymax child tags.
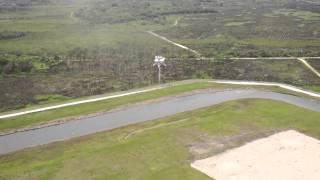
<box><xmin>0</xmin><ymin>99</ymin><xmax>319</xmax><ymax>179</ymax></box>
<box><xmin>0</xmin><ymin>80</ymin><xmax>318</xmax><ymax>134</ymax></box>
<box><xmin>0</xmin><ymin>82</ymin><xmax>219</xmax><ymax>133</ymax></box>
<box><xmin>304</xmin><ymin>85</ymin><xmax>320</xmax><ymax>93</ymax></box>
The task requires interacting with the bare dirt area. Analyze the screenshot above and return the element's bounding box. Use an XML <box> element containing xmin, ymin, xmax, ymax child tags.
<box><xmin>191</xmin><ymin>130</ymin><xmax>320</xmax><ymax>180</ymax></box>
<box><xmin>185</xmin><ymin>128</ymin><xmax>279</xmax><ymax>160</ymax></box>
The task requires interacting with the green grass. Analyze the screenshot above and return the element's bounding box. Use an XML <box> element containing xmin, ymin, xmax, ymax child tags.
<box><xmin>304</xmin><ymin>85</ymin><xmax>320</xmax><ymax>93</ymax></box>
<box><xmin>34</xmin><ymin>94</ymin><xmax>71</xmax><ymax>105</ymax></box>
<box><xmin>224</xmin><ymin>21</ymin><xmax>253</xmax><ymax>26</ymax></box>
<box><xmin>177</xmin><ymin>34</ymin><xmax>239</xmax><ymax>45</ymax></box>
<box><xmin>1</xmin><ymin>1</ymin><xmax>320</xmax><ymax>58</ymax></box>
<box><xmin>159</xmin><ymin>6</ymin><xmax>320</xmax><ymax>57</ymax></box>
<box><xmin>0</xmin><ymin>3</ymin><xmax>183</xmax><ymax>55</ymax></box>
<box><xmin>0</xmin><ymin>82</ymin><xmax>218</xmax><ymax>132</ymax></box>
<box><xmin>0</xmin><ymin>99</ymin><xmax>319</xmax><ymax>179</ymax></box>
<box><xmin>0</xmin><ymin>22</ymin><xmax>173</xmax><ymax>54</ymax></box>
<box><xmin>266</xmin><ymin>9</ymin><xmax>320</xmax><ymax>21</ymax></box>
<box><xmin>244</xmin><ymin>38</ymin><xmax>320</xmax><ymax>48</ymax></box>
<box><xmin>177</xmin><ymin>34</ymin><xmax>320</xmax><ymax>49</ymax></box>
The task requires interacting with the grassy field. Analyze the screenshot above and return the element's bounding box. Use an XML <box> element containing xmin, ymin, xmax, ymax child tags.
<box><xmin>0</xmin><ymin>1</ymin><xmax>187</xmax><ymax>55</ymax></box>
<box><xmin>158</xmin><ymin>1</ymin><xmax>320</xmax><ymax>57</ymax></box>
<box><xmin>1</xmin><ymin>0</ymin><xmax>319</xmax><ymax>57</ymax></box>
<box><xmin>0</xmin><ymin>1</ymin><xmax>319</xmax><ymax>178</ymax></box>
<box><xmin>266</xmin><ymin>9</ymin><xmax>320</xmax><ymax>21</ymax></box>
<box><xmin>1</xmin><ymin>0</ymin><xmax>320</xmax><ymax>116</ymax></box>
<box><xmin>0</xmin><ymin>99</ymin><xmax>319</xmax><ymax>179</ymax></box>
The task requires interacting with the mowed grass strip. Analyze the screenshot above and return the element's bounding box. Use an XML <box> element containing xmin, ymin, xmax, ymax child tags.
<box><xmin>304</xmin><ymin>85</ymin><xmax>320</xmax><ymax>93</ymax></box>
<box><xmin>0</xmin><ymin>99</ymin><xmax>319</xmax><ymax>179</ymax></box>
<box><xmin>0</xmin><ymin>82</ymin><xmax>218</xmax><ymax>132</ymax></box>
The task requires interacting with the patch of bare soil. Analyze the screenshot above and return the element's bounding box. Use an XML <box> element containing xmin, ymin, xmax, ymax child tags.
<box><xmin>185</xmin><ymin>128</ymin><xmax>279</xmax><ymax>160</ymax></box>
<box><xmin>191</xmin><ymin>130</ymin><xmax>320</xmax><ymax>180</ymax></box>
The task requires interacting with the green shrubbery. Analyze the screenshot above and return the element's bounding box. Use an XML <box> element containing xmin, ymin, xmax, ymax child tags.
<box><xmin>0</xmin><ymin>54</ymin><xmax>63</xmax><ymax>75</ymax></box>
<box><xmin>0</xmin><ymin>31</ymin><xmax>26</xmax><ymax>40</ymax></box>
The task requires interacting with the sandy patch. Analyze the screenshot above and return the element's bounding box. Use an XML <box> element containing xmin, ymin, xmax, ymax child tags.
<box><xmin>191</xmin><ymin>130</ymin><xmax>320</xmax><ymax>180</ymax></box>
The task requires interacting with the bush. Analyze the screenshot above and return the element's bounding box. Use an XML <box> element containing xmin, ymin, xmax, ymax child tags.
<box><xmin>0</xmin><ymin>31</ymin><xmax>26</xmax><ymax>40</ymax></box>
<box><xmin>17</xmin><ymin>61</ymin><xmax>33</xmax><ymax>72</ymax></box>
<box><xmin>3</xmin><ymin>61</ymin><xmax>15</xmax><ymax>74</ymax></box>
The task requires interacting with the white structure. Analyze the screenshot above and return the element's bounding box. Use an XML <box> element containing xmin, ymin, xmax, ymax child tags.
<box><xmin>153</xmin><ymin>56</ymin><xmax>166</xmax><ymax>83</ymax></box>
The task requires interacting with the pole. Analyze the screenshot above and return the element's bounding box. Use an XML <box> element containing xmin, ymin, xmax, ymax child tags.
<box><xmin>154</xmin><ymin>56</ymin><xmax>165</xmax><ymax>84</ymax></box>
<box><xmin>158</xmin><ymin>64</ymin><xmax>161</xmax><ymax>84</ymax></box>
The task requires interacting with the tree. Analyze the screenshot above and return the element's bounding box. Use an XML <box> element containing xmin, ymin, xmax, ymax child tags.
<box><xmin>3</xmin><ymin>61</ymin><xmax>15</xmax><ymax>74</ymax></box>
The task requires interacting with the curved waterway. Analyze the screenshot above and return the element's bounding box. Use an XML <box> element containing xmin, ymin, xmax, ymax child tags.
<box><xmin>0</xmin><ymin>89</ymin><xmax>319</xmax><ymax>155</ymax></box>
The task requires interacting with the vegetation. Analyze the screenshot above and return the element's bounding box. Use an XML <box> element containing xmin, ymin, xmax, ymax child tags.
<box><xmin>0</xmin><ymin>1</ymin><xmax>319</xmax><ymax>178</ymax></box>
<box><xmin>304</xmin><ymin>85</ymin><xmax>320</xmax><ymax>93</ymax></box>
<box><xmin>0</xmin><ymin>54</ymin><xmax>60</xmax><ymax>74</ymax></box>
<box><xmin>158</xmin><ymin>0</ymin><xmax>320</xmax><ymax>57</ymax></box>
<box><xmin>307</xmin><ymin>59</ymin><xmax>320</xmax><ymax>72</ymax></box>
<box><xmin>267</xmin><ymin>9</ymin><xmax>320</xmax><ymax>21</ymax></box>
<box><xmin>0</xmin><ymin>99</ymin><xmax>319</xmax><ymax>179</ymax></box>
<box><xmin>0</xmin><ymin>31</ymin><xmax>26</xmax><ymax>40</ymax></box>
<box><xmin>1</xmin><ymin>57</ymin><xmax>320</xmax><ymax>112</ymax></box>
<box><xmin>34</xmin><ymin>94</ymin><xmax>70</xmax><ymax>104</ymax></box>
<box><xmin>0</xmin><ymin>0</ymin><xmax>319</xmax><ymax>111</ymax></box>
<box><xmin>1</xmin><ymin>0</ymin><xmax>319</xmax><ymax>58</ymax></box>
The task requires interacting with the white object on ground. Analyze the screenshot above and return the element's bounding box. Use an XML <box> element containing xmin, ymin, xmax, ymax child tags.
<box><xmin>173</xmin><ymin>17</ymin><xmax>180</xmax><ymax>26</ymax></box>
<box><xmin>212</xmin><ymin>80</ymin><xmax>320</xmax><ymax>98</ymax></box>
<box><xmin>191</xmin><ymin>130</ymin><xmax>320</xmax><ymax>180</ymax></box>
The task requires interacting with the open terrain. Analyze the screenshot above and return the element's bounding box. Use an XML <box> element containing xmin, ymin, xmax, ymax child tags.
<box><xmin>0</xmin><ymin>0</ymin><xmax>320</xmax><ymax>111</ymax></box>
<box><xmin>0</xmin><ymin>1</ymin><xmax>320</xmax><ymax>178</ymax></box>
<box><xmin>0</xmin><ymin>81</ymin><xmax>319</xmax><ymax>179</ymax></box>
<box><xmin>0</xmin><ymin>97</ymin><xmax>319</xmax><ymax>179</ymax></box>
<box><xmin>157</xmin><ymin>0</ymin><xmax>320</xmax><ymax>57</ymax></box>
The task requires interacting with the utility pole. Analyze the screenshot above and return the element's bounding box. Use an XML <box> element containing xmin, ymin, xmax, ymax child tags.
<box><xmin>153</xmin><ymin>56</ymin><xmax>166</xmax><ymax>84</ymax></box>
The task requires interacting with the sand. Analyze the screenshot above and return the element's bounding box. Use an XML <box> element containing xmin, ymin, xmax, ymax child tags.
<box><xmin>191</xmin><ymin>130</ymin><xmax>320</xmax><ymax>180</ymax></box>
